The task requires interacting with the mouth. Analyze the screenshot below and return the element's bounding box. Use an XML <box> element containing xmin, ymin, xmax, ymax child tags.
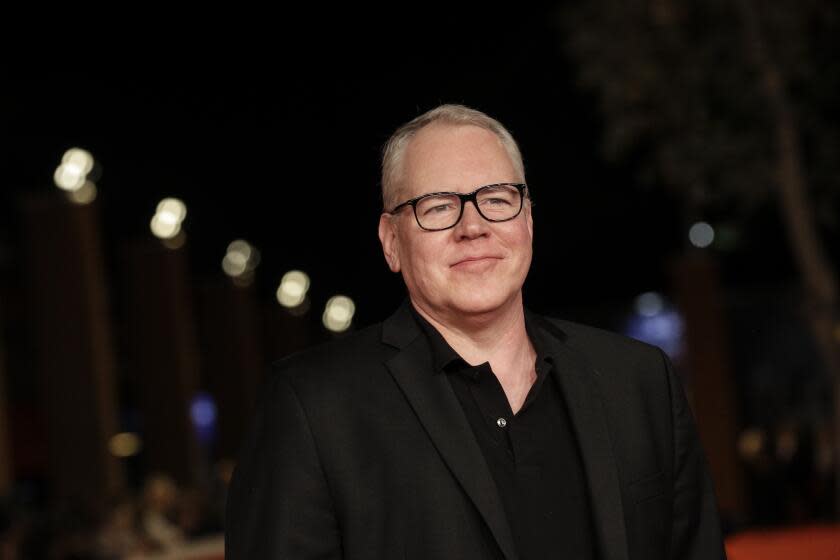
<box><xmin>450</xmin><ymin>256</ymin><xmax>502</xmax><ymax>268</ymax></box>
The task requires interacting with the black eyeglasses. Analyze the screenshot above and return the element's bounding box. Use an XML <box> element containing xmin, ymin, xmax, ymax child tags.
<box><xmin>388</xmin><ymin>183</ymin><xmax>528</xmax><ymax>231</ymax></box>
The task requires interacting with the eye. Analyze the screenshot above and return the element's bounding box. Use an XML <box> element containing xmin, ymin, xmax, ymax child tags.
<box><xmin>477</xmin><ymin>185</ymin><xmax>518</xmax><ymax>207</ymax></box>
<box><xmin>422</xmin><ymin>202</ymin><xmax>456</xmax><ymax>216</ymax></box>
<box><xmin>418</xmin><ymin>194</ymin><xmax>459</xmax><ymax>216</ymax></box>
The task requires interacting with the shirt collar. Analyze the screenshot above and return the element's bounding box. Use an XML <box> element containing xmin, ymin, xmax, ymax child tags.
<box><xmin>408</xmin><ymin>304</ymin><xmax>464</xmax><ymax>373</ymax></box>
<box><xmin>408</xmin><ymin>303</ymin><xmax>555</xmax><ymax>376</ymax></box>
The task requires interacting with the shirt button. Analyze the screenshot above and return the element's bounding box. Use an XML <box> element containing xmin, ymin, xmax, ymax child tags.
<box><xmin>496</xmin><ymin>417</ymin><xmax>507</xmax><ymax>428</ymax></box>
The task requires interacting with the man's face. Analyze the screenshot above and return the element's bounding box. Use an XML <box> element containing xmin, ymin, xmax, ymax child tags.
<box><xmin>378</xmin><ymin>123</ymin><xmax>533</xmax><ymax>321</ymax></box>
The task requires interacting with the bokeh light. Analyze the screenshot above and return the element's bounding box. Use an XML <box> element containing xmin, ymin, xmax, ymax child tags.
<box><xmin>322</xmin><ymin>295</ymin><xmax>355</xmax><ymax>333</ymax></box>
<box><xmin>108</xmin><ymin>432</ymin><xmax>143</xmax><ymax>458</ymax></box>
<box><xmin>689</xmin><ymin>221</ymin><xmax>715</xmax><ymax>248</ymax></box>
<box><xmin>222</xmin><ymin>239</ymin><xmax>260</xmax><ymax>279</ymax></box>
<box><xmin>276</xmin><ymin>270</ymin><xmax>310</xmax><ymax>308</ymax></box>
<box><xmin>150</xmin><ymin>197</ymin><xmax>187</xmax><ymax>240</ymax></box>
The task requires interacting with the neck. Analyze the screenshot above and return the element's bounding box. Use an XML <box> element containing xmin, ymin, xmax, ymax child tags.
<box><xmin>411</xmin><ymin>293</ymin><xmax>534</xmax><ymax>373</ymax></box>
<box><xmin>412</xmin><ymin>294</ymin><xmax>537</xmax><ymax>414</ymax></box>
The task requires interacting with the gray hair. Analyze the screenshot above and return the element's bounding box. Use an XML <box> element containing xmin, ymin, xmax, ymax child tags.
<box><xmin>381</xmin><ymin>104</ymin><xmax>525</xmax><ymax>210</ymax></box>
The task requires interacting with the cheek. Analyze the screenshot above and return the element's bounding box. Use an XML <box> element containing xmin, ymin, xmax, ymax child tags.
<box><xmin>503</xmin><ymin>224</ymin><xmax>533</xmax><ymax>256</ymax></box>
<box><xmin>409</xmin><ymin>242</ymin><xmax>446</xmax><ymax>278</ymax></box>
<box><xmin>400</xmin><ymin>234</ymin><xmax>444</xmax><ymax>278</ymax></box>
<box><xmin>404</xmin><ymin>228</ymin><xmax>441</xmax><ymax>257</ymax></box>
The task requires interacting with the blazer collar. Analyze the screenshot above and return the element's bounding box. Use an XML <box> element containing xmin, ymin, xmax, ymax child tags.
<box><xmin>382</xmin><ymin>302</ymin><xmax>629</xmax><ymax>560</ymax></box>
<box><xmin>382</xmin><ymin>301</ymin><xmax>520</xmax><ymax>560</ymax></box>
<box><xmin>531</xmin><ymin>314</ymin><xmax>630</xmax><ymax>560</ymax></box>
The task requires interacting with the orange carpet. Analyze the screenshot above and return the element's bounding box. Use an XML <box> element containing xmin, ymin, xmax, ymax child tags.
<box><xmin>725</xmin><ymin>524</ymin><xmax>840</xmax><ymax>560</ymax></box>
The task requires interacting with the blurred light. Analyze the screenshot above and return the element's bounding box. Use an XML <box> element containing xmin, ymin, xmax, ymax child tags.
<box><xmin>276</xmin><ymin>270</ymin><xmax>310</xmax><ymax>308</ymax></box>
<box><xmin>222</xmin><ymin>239</ymin><xmax>260</xmax><ymax>278</ymax></box>
<box><xmin>109</xmin><ymin>432</ymin><xmax>142</xmax><ymax>458</ymax></box>
<box><xmin>54</xmin><ymin>148</ymin><xmax>95</xmax><ymax>192</ymax></box>
<box><xmin>228</xmin><ymin>239</ymin><xmax>253</xmax><ymax>262</ymax></box>
<box><xmin>156</xmin><ymin>197</ymin><xmax>187</xmax><ymax>223</ymax></box>
<box><xmin>222</xmin><ymin>253</ymin><xmax>248</xmax><ymax>277</ymax></box>
<box><xmin>688</xmin><ymin>221</ymin><xmax>714</xmax><ymax>248</ymax></box>
<box><xmin>634</xmin><ymin>292</ymin><xmax>664</xmax><ymax>317</ymax></box>
<box><xmin>190</xmin><ymin>392</ymin><xmax>218</xmax><ymax>446</ymax></box>
<box><xmin>323</xmin><ymin>295</ymin><xmax>355</xmax><ymax>332</ymax></box>
<box><xmin>62</xmin><ymin>148</ymin><xmax>94</xmax><ymax>174</ymax></box>
<box><xmin>66</xmin><ymin>180</ymin><xmax>97</xmax><ymax>205</ymax></box>
<box><xmin>623</xmin><ymin>296</ymin><xmax>684</xmax><ymax>359</ymax></box>
<box><xmin>190</xmin><ymin>393</ymin><xmax>217</xmax><ymax>428</ymax></box>
<box><xmin>150</xmin><ymin>214</ymin><xmax>182</xmax><ymax>239</ymax></box>
<box><xmin>150</xmin><ymin>197</ymin><xmax>187</xmax><ymax>240</ymax></box>
<box><xmin>737</xmin><ymin>428</ymin><xmax>765</xmax><ymax>461</ymax></box>
<box><xmin>53</xmin><ymin>163</ymin><xmax>86</xmax><ymax>191</ymax></box>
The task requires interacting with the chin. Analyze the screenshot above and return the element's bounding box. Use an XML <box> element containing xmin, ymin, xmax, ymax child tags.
<box><xmin>446</xmin><ymin>288</ymin><xmax>516</xmax><ymax>316</ymax></box>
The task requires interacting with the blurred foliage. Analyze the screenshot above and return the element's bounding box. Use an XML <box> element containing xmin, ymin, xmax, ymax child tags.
<box><xmin>557</xmin><ymin>0</ymin><xmax>840</xmax><ymax>225</ymax></box>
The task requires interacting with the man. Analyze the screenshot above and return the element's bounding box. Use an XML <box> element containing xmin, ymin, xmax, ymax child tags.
<box><xmin>226</xmin><ymin>104</ymin><xmax>726</xmax><ymax>559</ymax></box>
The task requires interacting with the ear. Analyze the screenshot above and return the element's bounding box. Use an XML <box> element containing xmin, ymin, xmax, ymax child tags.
<box><xmin>378</xmin><ymin>213</ymin><xmax>401</xmax><ymax>273</ymax></box>
<box><xmin>524</xmin><ymin>199</ymin><xmax>534</xmax><ymax>240</ymax></box>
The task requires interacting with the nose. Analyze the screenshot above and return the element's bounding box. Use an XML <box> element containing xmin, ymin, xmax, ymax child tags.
<box><xmin>454</xmin><ymin>199</ymin><xmax>488</xmax><ymax>240</ymax></box>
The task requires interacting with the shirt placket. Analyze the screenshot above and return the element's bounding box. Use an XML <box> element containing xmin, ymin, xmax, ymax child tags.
<box><xmin>465</xmin><ymin>363</ymin><xmax>519</xmax><ymax>463</ymax></box>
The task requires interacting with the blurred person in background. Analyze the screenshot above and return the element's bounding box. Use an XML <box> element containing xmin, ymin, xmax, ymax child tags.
<box><xmin>140</xmin><ymin>473</ymin><xmax>184</xmax><ymax>552</ymax></box>
<box><xmin>95</xmin><ymin>495</ymin><xmax>150</xmax><ymax>559</ymax></box>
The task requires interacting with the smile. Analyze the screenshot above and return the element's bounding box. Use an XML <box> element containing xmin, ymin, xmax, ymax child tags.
<box><xmin>450</xmin><ymin>256</ymin><xmax>502</xmax><ymax>269</ymax></box>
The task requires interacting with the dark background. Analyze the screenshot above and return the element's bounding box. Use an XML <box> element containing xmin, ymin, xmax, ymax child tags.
<box><xmin>1</xmin><ymin>5</ymin><xmax>835</xmax><ymax>557</ymax></box>
<box><xmin>1</xmin><ymin>11</ymin><xmax>799</xmax><ymax>326</ymax></box>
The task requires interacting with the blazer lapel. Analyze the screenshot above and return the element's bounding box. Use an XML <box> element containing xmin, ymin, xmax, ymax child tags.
<box><xmin>382</xmin><ymin>304</ymin><xmax>520</xmax><ymax>560</ymax></box>
<box><xmin>539</xmin><ymin>321</ymin><xmax>630</xmax><ymax>560</ymax></box>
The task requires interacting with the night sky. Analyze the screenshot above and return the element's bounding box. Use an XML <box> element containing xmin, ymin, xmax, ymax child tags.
<box><xmin>2</xmin><ymin>11</ymin><xmax>798</xmax><ymax>329</ymax></box>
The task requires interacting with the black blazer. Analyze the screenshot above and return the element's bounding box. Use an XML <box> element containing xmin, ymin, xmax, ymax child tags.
<box><xmin>225</xmin><ymin>302</ymin><xmax>726</xmax><ymax>560</ymax></box>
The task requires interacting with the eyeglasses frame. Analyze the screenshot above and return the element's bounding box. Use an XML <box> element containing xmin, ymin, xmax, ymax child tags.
<box><xmin>387</xmin><ymin>182</ymin><xmax>529</xmax><ymax>232</ymax></box>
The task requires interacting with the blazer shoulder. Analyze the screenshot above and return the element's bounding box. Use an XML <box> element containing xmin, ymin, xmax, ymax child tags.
<box><xmin>268</xmin><ymin>321</ymin><xmax>391</xmax><ymax>387</ymax></box>
<box><xmin>544</xmin><ymin>315</ymin><xmax>658</xmax><ymax>351</ymax></box>
<box><xmin>539</xmin><ymin>315</ymin><xmax>678</xmax><ymax>425</ymax></box>
<box><xmin>540</xmin><ymin>315</ymin><xmax>668</xmax><ymax>372</ymax></box>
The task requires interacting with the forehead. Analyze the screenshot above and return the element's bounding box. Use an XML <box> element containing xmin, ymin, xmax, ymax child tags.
<box><xmin>401</xmin><ymin>123</ymin><xmax>518</xmax><ymax>195</ymax></box>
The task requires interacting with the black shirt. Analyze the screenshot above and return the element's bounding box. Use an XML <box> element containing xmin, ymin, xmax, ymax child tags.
<box><xmin>411</xmin><ymin>306</ymin><xmax>597</xmax><ymax>560</ymax></box>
